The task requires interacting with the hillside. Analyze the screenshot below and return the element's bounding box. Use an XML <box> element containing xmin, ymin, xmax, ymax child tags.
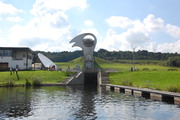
<box><xmin>36</xmin><ymin>49</ymin><xmax>180</xmax><ymax>62</ymax></box>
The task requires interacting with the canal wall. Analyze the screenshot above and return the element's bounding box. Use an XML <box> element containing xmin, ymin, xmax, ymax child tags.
<box><xmin>66</xmin><ymin>71</ymin><xmax>84</xmax><ymax>85</ymax></box>
<box><xmin>66</xmin><ymin>71</ymin><xmax>98</xmax><ymax>85</ymax></box>
<box><xmin>101</xmin><ymin>84</ymin><xmax>180</xmax><ymax>105</ymax></box>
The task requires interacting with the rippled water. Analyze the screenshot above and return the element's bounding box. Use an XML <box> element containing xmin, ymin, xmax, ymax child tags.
<box><xmin>0</xmin><ymin>85</ymin><xmax>179</xmax><ymax>120</ymax></box>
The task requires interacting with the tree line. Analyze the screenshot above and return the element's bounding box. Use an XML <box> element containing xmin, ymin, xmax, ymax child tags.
<box><xmin>35</xmin><ymin>48</ymin><xmax>179</xmax><ymax>63</ymax></box>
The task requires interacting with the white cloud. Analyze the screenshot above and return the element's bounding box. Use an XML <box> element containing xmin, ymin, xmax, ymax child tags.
<box><xmin>3</xmin><ymin>0</ymin><xmax>89</xmax><ymax>51</ymax></box>
<box><xmin>104</xmin><ymin>15</ymin><xmax>153</xmax><ymax>51</ymax></box>
<box><xmin>166</xmin><ymin>24</ymin><xmax>180</xmax><ymax>39</ymax></box>
<box><xmin>143</xmin><ymin>14</ymin><xmax>164</xmax><ymax>32</ymax></box>
<box><xmin>101</xmin><ymin>28</ymin><xmax>150</xmax><ymax>51</ymax></box>
<box><xmin>7</xmin><ymin>10</ymin><xmax>72</xmax><ymax>51</ymax></box>
<box><xmin>106</xmin><ymin>14</ymin><xmax>164</xmax><ymax>33</ymax></box>
<box><xmin>31</xmin><ymin>0</ymin><xmax>88</xmax><ymax>16</ymax></box>
<box><xmin>106</xmin><ymin>16</ymin><xmax>132</xmax><ymax>29</ymax></box>
<box><xmin>84</xmin><ymin>20</ymin><xmax>94</xmax><ymax>27</ymax></box>
<box><xmin>0</xmin><ymin>1</ymin><xmax>23</xmax><ymax>15</ymax></box>
<box><xmin>6</xmin><ymin>16</ymin><xmax>23</xmax><ymax>22</ymax></box>
<box><xmin>156</xmin><ymin>40</ymin><xmax>180</xmax><ymax>53</ymax></box>
<box><xmin>104</xmin><ymin>14</ymin><xmax>180</xmax><ymax>53</ymax></box>
<box><xmin>3</xmin><ymin>0</ymin><xmax>89</xmax><ymax>52</ymax></box>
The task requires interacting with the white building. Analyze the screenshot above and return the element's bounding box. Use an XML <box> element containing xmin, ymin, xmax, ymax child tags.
<box><xmin>0</xmin><ymin>47</ymin><xmax>33</xmax><ymax>70</ymax></box>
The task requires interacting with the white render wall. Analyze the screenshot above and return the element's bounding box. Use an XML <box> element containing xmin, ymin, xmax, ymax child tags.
<box><xmin>0</xmin><ymin>51</ymin><xmax>33</xmax><ymax>70</ymax></box>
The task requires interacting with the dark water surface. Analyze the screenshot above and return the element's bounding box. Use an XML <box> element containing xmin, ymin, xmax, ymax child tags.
<box><xmin>0</xmin><ymin>86</ymin><xmax>179</xmax><ymax>120</ymax></box>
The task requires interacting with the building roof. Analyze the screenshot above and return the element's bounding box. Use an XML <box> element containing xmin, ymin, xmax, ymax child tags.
<box><xmin>0</xmin><ymin>47</ymin><xmax>34</xmax><ymax>53</ymax></box>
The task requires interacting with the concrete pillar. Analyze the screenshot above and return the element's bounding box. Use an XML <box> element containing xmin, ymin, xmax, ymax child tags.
<box><xmin>114</xmin><ymin>87</ymin><xmax>120</xmax><ymax>93</ymax></box>
<box><xmin>125</xmin><ymin>89</ymin><xmax>133</xmax><ymax>95</ymax></box>
<box><xmin>174</xmin><ymin>97</ymin><xmax>180</xmax><ymax>105</ymax></box>
<box><xmin>133</xmin><ymin>90</ymin><xmax>142</xmax><ymax>97</ymax></box>
<box><xmin>150</xmin><ymin>93</ymin><xmax>162</xmax><ymax>101</ymax></box>
<box><xmin>106</xmin><ymin>86</ymin><xmax>111</xmax><ymax>91</ymax></box>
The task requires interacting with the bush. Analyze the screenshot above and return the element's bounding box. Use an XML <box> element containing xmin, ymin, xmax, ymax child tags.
<box><xmin>167</xmin><ymin>56</ymin><xmax>180</xmax><ymax>67</ymax></box>
<box><xmin>142</xmin><ymin>68</ymin><xmax>149</xmax><ymax>70</ymax></box>
<box><xmin>167</xmin><ymin>68</ymin><xmax>177</xmax><ymax>71</ymax></box>
<box><xmin>65</xmin><ymin>71</ymin><xmax>74</xmax><ymax>76</ymax></box>
<box><xmin>121</xmin><ymin>80</ymin><xmax>133</xmax><ymax>86</ymax></box>
<box><xmin>167</xmin><ymin>86</ymin><xmax>180</xmax><ymax>93</ymax></box>
<box><xmin>25</xmin><ymin>79</ymin><xmax>31</xmax><ymax>87</ymax></box>
<box><xmin>4</xmin><ymin>80</ymin><xmax>15</xmax><ymax>87</ymax></box>
<box><xmin>32</xmin><ymin>77</ymin><xmax>42</xmax><ymax>86</ymax></box>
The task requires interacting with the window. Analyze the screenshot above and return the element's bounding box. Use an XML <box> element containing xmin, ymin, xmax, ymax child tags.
<box><xmin>0</xmin><ymin>50</ymin><xmax>12</xmax><ymax>57</ymax></box>
<box><xmin>0</xmin><ymin>50</ymin><xmax>2</xmax><ymax>56</ymax></box>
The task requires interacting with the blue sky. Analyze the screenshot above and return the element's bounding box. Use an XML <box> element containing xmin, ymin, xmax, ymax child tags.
<box><xmin>0</xmin><ymin>0</ymin><xmax>180</xmax><ymax>53</ymax></box>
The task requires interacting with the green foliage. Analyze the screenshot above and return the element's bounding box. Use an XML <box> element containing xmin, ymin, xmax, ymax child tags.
<box><xmin>35</xmin><ymin>49</ymin><xmax>179</xmax><ymax>62</ymax></box>
<box><xmin>121</xmin><ymin>80</ymin><xmax>133</xmax><ymax>86</ymax></box>
<box><xmin>25</xmin><ymin>79</ymin><xmax>31</xmax><ymax>86</ymax></box>
<box><xmin>4</xmin><ymin>80</ymin><xmax>15</xmax><ymax>87</ymax></box>
<box><xmin>109</xmin><ymin>71</ymin><xmax>180</xmax><ymax>92</ymax></box>
<box><xmin>167</xmin><ymin>86</ymin><xmax>180</xmax><ymax>93</ymax></box>
<box><xmin>167</xmin><ymin>56</ymin><xmax>180</xmax><ymax>67</ymax></box>
<box><xmin>64</xmin><ymin>71</ymin><xmax>74</xmax><ymax>76</ymax></box>
<box><xmin>0</xmin><ymin>71</ymin><xmax>73</xmax><ymax>86</ymax></box>
<box><xmin>36</xmin><ymin>50</ymin><xmax>83</xmax><ymax>62</ymax></box>
<box><xmin>142</xmin><ymin>68</ymin><xmax>149</xmax><ymax>70</ymax></box>
<box><xmin>32</xmin><ymin>77</ymin><xmax>42</xmax><ymax>86</ymax></box>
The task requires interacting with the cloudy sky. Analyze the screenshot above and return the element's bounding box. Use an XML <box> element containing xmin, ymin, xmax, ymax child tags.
<box><xmin>0</xmin><ymin>0</ymin><xmax>180</xmax><ymax>53</ymax></box>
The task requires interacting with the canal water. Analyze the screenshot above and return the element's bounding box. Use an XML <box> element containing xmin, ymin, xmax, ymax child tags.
<box><xmin>0</xmin><ymin>85</ymin><xmax>179</xmax><ymax>120</ymax></box>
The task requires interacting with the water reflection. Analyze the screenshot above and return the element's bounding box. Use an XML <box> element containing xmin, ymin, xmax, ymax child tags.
<box><xmin>67</xmin><ymin>85</ymin><xmax>98</xmax><ymax>119</ymax></box>
<box><xmin>0</xmin><ymin>86</ymin><xmax>179</xmax><ymax>120</ymax></box>
<box><xmin>0</xmin><ymin>87</ymin><xmax>32</xmax><ymax>118</ymax></box>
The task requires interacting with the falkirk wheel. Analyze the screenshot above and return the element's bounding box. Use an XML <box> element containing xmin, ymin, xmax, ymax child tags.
<box><xmin>70</xmin><ymin>33</ymin><xmax>97</xmax><ymax>84</ymax></box>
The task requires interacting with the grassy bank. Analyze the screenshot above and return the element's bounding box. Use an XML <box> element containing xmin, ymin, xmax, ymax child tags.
<box><xmin>0</xmin><ymin>71</ymin><xmax>73</xmax><ymax>87</ymax></box>
<box><xmin>95</xmin><ymin>57</ymin><xmax>180</xmax><ymax>92</ymax></box>
<box><xmin>55</xmin><ymin>57</ymin><xmax>83</xmax><ymax>71</ymax></box>
<box><xmin>109</xmin><ymin>71</ymin><xmax>180</xmax><ymax>92</ymax></box>
<box><xmin>1</xmin><ymin>57</ymin><xmax>179</xmax><ymax>93</ymax></box>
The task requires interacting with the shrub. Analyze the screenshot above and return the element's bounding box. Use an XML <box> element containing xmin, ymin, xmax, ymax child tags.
<box><xmin>121</xmin><ymin>80</ymin><xmax>133</xmax><ymax>86</ymax></box>
<box><xmin>167</xmin><ymin>86</ymin><xmax>180</xmax><ymax>93</ymax></box>
<box><xmin>65</xmin><ymin>71</ymin><xmax>74</xmax><ymax>76</ymax></box>
<box><xmin>25</xmin><ymin>79</ymin><xmax>31</xmax><ymax>87</ymax></box>
<box><xmin>167</xmin><ymin>68</ymin><xmax>177</xmax><ymax>71</ymax></box>
<box><xmin>4</xmin><ymin>80</ymin><xmax>15</xmax><ymax>87</ymax></box>
<box><xmin>142</xmin><ymin>68</ymin><xmax>149</xmax><ymax>70</ymax></box>
<box><xmin>167</xmin><ymin>56</ymin><xmax>180</xmax><ymax>67</ymax></box>
<box><xmin>32</xmin><ymin>77</ymin><xmax>42</xmax><ymax>86</ymax></box>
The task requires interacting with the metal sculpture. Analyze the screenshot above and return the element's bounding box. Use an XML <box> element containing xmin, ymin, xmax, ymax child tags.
<box><xmin>70</xmin><ymin>33</ymin><xmax>97</xmax><ymax>72</ymax></box>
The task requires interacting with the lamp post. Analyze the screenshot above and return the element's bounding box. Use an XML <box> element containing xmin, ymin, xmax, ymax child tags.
<box><xmin>131</xmin><ymin>45</ymin><xmax>136</xmax><ymax>70</ymax></box>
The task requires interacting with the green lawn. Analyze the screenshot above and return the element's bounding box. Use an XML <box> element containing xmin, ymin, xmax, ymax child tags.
<box><xmin>0</xmin><ymin>71</ymin><xmax>73</xmax><ymax>86</ymax></box>
<box><xmin>1</xmin><ymin>57</ymin><xmax>179</xmax><ymax>93</ymax></box>
<box><xmin>96</xmin><ymin>57</ymin><xmax>180</xmax><ymax>92</ymax></box>
<box><xmin>109</xmin><ymin>71</ymin><xmax>180</xmax><ymax>92</ymax></box>
<box><xmin>55</xmin><ymin>57</ymin><xmax>83</xmax><ymax>71</ymax></box>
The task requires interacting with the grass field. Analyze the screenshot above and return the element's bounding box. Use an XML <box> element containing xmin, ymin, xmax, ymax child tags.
<box><xmin>0</xmin><ymin>71</ymin><xmax>73</xmax><ymax>86</ymax></box>
<box><xmin>0</xmin><ymin>57</ymin><xmax>179</xmax><ymax>92</ymax></box>
<box><xmin>55</xmin><ymin>57</ymin><xmax>83</xmax><ymax>71</ymax></box>
<box><xmin>109</xmin><ymin>71</ymin><xmax>180</xmax><ymax>92</ymax></box>
<box><xmin>94</xmin><ymin>57</ymin><xmax>180</xmax><ymax>92</ymax></box>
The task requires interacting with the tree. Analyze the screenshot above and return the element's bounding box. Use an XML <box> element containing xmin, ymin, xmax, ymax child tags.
<box><xmin>167</xmin><ymin>56</ymin><xmax>180</xmax><ymax>67</ymax></box>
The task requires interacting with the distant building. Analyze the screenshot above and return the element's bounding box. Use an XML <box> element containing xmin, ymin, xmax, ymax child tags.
<box><xmin>0</xmin><ymin>47</ymin><xmax>33</xmax><ymax>70</ymax></box>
